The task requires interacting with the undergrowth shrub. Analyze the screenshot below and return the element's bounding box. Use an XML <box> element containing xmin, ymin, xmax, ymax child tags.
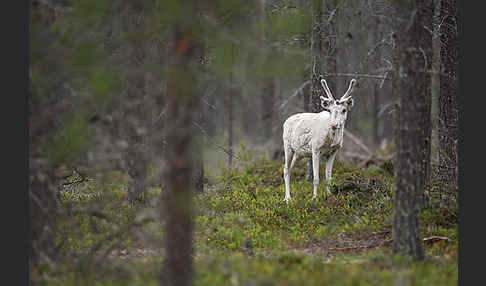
<box><xmin>44</xmin><ymin>151</ymin><xmax>457</xmax><ymax>286</ymax></box>
<box><xmin>195</xmin><ymin>152</ymin><xmax>396</xmax><ymax>252</ymax></box>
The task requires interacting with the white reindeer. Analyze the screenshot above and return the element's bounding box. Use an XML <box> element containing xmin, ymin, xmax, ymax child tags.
<box><xmin>282</xmin><ymin>78</ymin><xmax>357</xmax><ymax>202</ymax></box>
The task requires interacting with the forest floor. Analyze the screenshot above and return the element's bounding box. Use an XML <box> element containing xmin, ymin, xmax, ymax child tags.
<box><xmin>32</xmin><ymin>148</ymin><xmax>458</xmax><ymax>286</ymax></box>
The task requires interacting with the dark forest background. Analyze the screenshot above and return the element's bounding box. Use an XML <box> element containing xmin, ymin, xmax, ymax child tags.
<box><xmin>29</xmin><ymin>0</ymin><xmax>459</xmax><ymax>285</ymax></box>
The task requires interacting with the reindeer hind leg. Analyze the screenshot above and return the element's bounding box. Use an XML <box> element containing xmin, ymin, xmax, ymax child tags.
<box><xmin>283</xmin><ymin>146</ymin><xmax>293</xmax><ymax>202</ymax></box>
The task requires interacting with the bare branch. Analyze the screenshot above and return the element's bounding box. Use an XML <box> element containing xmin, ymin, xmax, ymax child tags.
<box><xmin>328</xmin><ymin>239</ymin><xmax>393</xmax><ymax>251</ymax></box>
<box><xmin>422</xmin><ymin>236</ymin><xmax>451</xmax><ymax>243</ymax></box>
<box><xmin>327</xmin><ymin>236</ymin><xmax>449</xmax><ymax>252</ymax></box>
<box><xmin>343</xmin><ymin>129</ymin><xmax>373</xmax><ymax>156</ymax></box>
<box><xmin>192</xmin><ymin>121</ymin><xmax>241</xmax><ymax>161</ymax></box>
<box><xmin>211</xmin><ymin>142</ymin><xmax>242</xmax><ymax>161</ymax></box>
<box><xmin>200</xmin><ymin>97</ymin><xmax>216</xmax><ymax>110</ymax></box>
<box><xmin>89</xmin><ymin>217</ymin><xmax>155</xmax><ymax>256</ymax></box>
<box><xmin>279</xmin><ymin>80</ymin><xmax>311</xmax><ymax>110</ymax></box>
<box><xmin>61</xmin><ymin>177</ymin><xmax>93</xmax><ymax>186</ymax></box>
<box><xmin>29</xmin><ymin>190</ymin><xmax>50</xmax><ymax>216</ymax></box>
<box><xmin>326</xmin><ymin>1</ymin><xmax>344</xmax><ymax>24</ymax></box>
<box><xmin>325</xmin><ymin>72</ymin><xmax>389</xmax><ymax>80</ymax></box>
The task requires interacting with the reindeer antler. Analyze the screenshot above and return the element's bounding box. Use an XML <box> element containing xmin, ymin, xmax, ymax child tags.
<box><xmin>320</xmin><ymin>78</ymin><xmax>335</xmax><ymax>101</ymax></box>
<box><xmin>340</xmin><ymin>79</ymin><xmax>356</xmax><ymax>102</ymax></box>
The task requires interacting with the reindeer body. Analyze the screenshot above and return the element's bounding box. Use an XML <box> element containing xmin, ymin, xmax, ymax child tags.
<box><xmin>282</xmin><ymin>78</ymin><xmax>357</xmax><ymax>202</ymax></box>
<box><xmin>283</xmin><ymin>111</ymin><xmax>343</xmax><ymax>158</ymax></box>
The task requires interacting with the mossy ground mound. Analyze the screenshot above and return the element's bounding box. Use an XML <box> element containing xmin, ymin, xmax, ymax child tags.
<box><xmin>33</xmin><ymin>154</ymin><xmax>458</xmax><ymax>286</ymax></box>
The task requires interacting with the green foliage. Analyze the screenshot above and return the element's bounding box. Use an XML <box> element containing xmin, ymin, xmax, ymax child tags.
<box><xmin>72</xmin><ymin>0</ymin><xmax>111</xmax><ymax>26</ymax></box>
<box><xmin>192</xmin><ymin>250</ymin><xmax>457</xmax><ymax>286</ymax></box>
<box><xmin>28</xmin><ymin>20</ymin><xmax>46</xmax><ymax>68</ymax></box>
<box><xmin>46</xmin><ymin>112</ymin><xmax>93</xmax><ymax>166</ymax></box>
<box><xmin>209</xmin><ymin>0</ymin><xmax>255</xmax><ymax>25</ymax></box>
<box><xmin>31</xmin><ymin>0</ymin><xmax>457</xmax><ymax>284</ymax></box>
<box><xmin>203</xmin><ymin>0</ymin><xmax>311</xmax><ymax>80</ymax></box>
<box><xmin>87</xmin><ymin>68</ymin><xmax>120</xmax><ymax>106</ymax></box>
<box><xmin>38</xmin><ymin>153</ymin><xmax>457</xmax><ymax>286</ymax></box>
<box><xmin>194</xmin><ymin>155</ymin><xmax>396</xmax><ymax>253</ymax></box>
<box><xmin>56</xmin><ymin>181</ymin><xmax>144</xmax><ymax>256</ymax></box>
<box><xmin>267</xmin><ymin>8</ymin><xmax>310</xmax><ymax>41</ymax></box>
<box><xmin>69</xmin><ymin>40</ymin><xmax>103</xmax><ymax>70</ymax></box>
<box><xmin>209</xmin><ymin>40</ymin><xmax>242</xmax><ymax>75</ymax></box>
<box><xmin>258</xmin><ymin>48</ymin><xmax>307</xmax><ymax>78</ymax></box>
<box><xmin>33</xmin><ymin>249</ymin><xmax>457</xmax><ymax>286</ymax></box>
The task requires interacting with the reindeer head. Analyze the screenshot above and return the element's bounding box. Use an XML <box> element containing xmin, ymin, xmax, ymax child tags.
<box><xmin>319</xmin><ymin>78</ymin><xmax>357</xmax><ymax>131</ymax></box>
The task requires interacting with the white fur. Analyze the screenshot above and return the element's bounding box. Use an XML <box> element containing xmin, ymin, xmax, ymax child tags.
<box><xmin>282</xmin><ymin>78</ymin><xmax>356</xmax><ymax>202</ymax></box>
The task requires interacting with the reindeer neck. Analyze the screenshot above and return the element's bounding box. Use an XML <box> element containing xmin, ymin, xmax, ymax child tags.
<box><xmin>330</xmin><ymin>125</ymin><xmax>344</xmax><ymax>147</ymax></box>
<box><xmin>316</xmin><ymin>110</ymin><xmax>331</xmax><ymax>122</ymax></box>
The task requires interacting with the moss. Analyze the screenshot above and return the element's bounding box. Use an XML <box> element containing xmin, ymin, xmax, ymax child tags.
<box><xmin>43</xmin><ymin>152</ymin><xmax>457</xmax><ymax>286</ymax></box>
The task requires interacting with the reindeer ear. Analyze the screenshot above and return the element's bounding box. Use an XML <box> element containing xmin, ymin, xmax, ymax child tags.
<box><xmin>344</xmin><ymin>97</ymin><xmax>354</xmax><ymax>109</ymax></box>
<box><xmin>320</xmin><ymin>96</ymin><xmax>332</xmax><ymax>109</ymax></box>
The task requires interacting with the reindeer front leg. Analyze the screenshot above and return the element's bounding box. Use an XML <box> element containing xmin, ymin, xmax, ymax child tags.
<box><xmin>325</xmin><ymin>151</ymin><xmax>338</xmax><ymax>196</ymax></box>
<box><xmin>283</xmin><ymin>146</ymin><xmax>293</xmax><ymax>202</ymax></box>
<box><xmin>312</xmin><ymin>150</ymin><xmax>321</xmax><ymax>199</ymax></box>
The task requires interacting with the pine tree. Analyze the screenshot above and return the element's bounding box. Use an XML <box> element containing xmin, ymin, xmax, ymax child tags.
<box><xmin>391</xmin><ymin>0</ymin><xmax>434</xmax><ymax>260</ymax></box>
<box><xmin>438</xmin><ymin>0</ymin><xmax>459</xmax><ymax>194</ymax></box>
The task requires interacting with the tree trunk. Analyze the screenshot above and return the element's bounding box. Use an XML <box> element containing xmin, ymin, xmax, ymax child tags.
<box><xmin>391</xmin><ymin>0</ymin><xmax>434</xmax><ymax>260</ymax></box>
<box><xmin>298</xmin><ymin>0</ymin><xmax>310</xmax><ymax>113</ymax></box>
<box><xmin>371</xmin><ymin>17</ymin><xmax>382</xmax><ymax>147</ymax></box>
<box><xmin>225</xmin><ymin>42</ymin><xmax>236</xmax><ymax>169</ymax></box>
<box><xmin>438</xmin><ymin>0</ymin><xmax>459</xmax><ymax>194</ymax></box>
<box><xmin>124</xmin><ymin>142</ymin><xmax>148</xmax><ymax>203</ymax></box>
<box><xmin>306</xmin><ymin>0</ymin><xmax>323</xmax><ymax>181</ymax></box>
<box><xmin>29</xmin><ymin>5</ymin><xmax>60</xmax><ymax>265</ymax></box>
<box><xmin>205</xmin><ymin>94</ymin><xmax>217</xmax><ymax>137</ymax></box>
<box><xmin>418</xmin><ymin>0</ymin><xmax>434</xmax><ymax>206</ymax></box>
<box><xmin>372</xmin><ymin>84</ymin><xmax>380</xmax><ymax>147</ymax></box>
<box><xmin>226</xmin><ymin>84</ymin><xmax>234</xmax><ymax>169</ymax></box>
<box><xmin>119</xmin><ymin>90</ymin><xmax>150</xmax><ymax>204</ymax></box>
<box><xmin>323</xmin><ymin>0</ymin><xmax>338</xmax><ymax>95</ymax></box>
<box><xmin>161</xmin><ymin>2</ymin><xmax>201</xmax><ymax>285</ymax></box>
<box><xmin>306</xmin><ymin>0</ymin><xmax>337</xmax><ymax>181</ymax></box>
<box><xmin>257</xmin><ymin>0</ymin><xmax>275</xmax><ymax>142</ymax></box>
<box><xmin>30</xmin><ymin>159</ymin><xmax>58</xmax><ymax>265</ymax></box>
<box><xmin>261</xmin><ymin>79</ymin><xmax>275</xmax><ymax>141</ymax></box>
<box><xmin>309</xmin><ymin>0</ymin><xmax>324</xmax><ymax>115</ymax></box>
<box><xmin>430</xmin><ymin>0</ymin><xmax>441</xmax><ymax>162</ymax></box>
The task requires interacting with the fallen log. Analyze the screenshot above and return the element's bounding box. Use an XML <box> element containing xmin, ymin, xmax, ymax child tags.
<box><xmin>327</xmin><ymin>236</ymin><xmax>451</xmax><ymax>252</ymax></box>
